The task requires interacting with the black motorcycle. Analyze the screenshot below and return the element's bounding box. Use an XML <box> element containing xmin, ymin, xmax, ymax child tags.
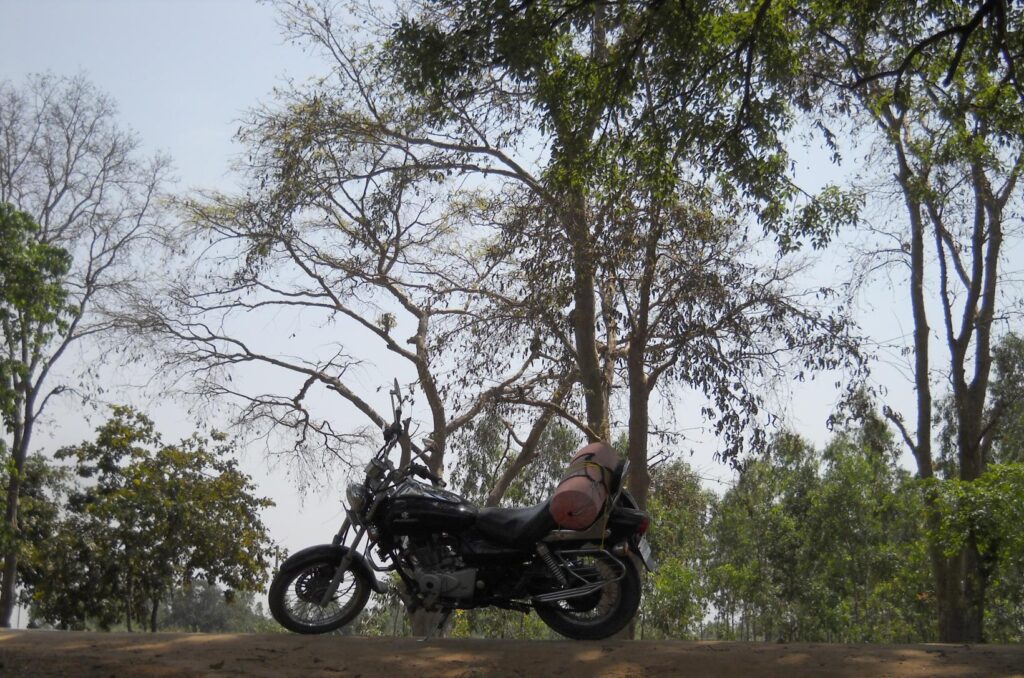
<box><xmin>268</xmin><ymin>380</ymin><xmax>655</xmax><ymax>640</ymax></box>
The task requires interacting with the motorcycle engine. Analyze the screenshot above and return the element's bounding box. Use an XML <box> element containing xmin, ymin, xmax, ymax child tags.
<box><xmin>404</xmin><ymin>534</ymin><xmax>478</xmax><ymax>608</ymax></box>
<box><xmin>414</xmin><ymin>568</ymin><xmax>477</xmax><ymax>608</ymax></box>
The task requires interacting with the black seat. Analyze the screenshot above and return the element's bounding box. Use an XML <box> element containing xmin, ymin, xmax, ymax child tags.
<box><xmin>475</xmin><ymin>500</ymin><xmax>556</xmax><ymax>548</ymax></box>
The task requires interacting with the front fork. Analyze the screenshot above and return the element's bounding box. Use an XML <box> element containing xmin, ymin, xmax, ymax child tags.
<box><xmin>331</xmin><ymin>518</ymin><xmax>351</xmax><ymax>547</ymax></box>
<box><xmin>318</xmin><ymin>516</ymin><xmax>363</xmax><ymax>605</ymax></box>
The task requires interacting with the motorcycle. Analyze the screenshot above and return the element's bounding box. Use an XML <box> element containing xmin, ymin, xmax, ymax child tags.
<box><xmin>268</xmin><ymin>380</ymin><xmax>655</xmax><ymax>640</ymax></box>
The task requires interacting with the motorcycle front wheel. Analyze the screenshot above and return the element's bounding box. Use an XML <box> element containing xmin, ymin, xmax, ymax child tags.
<box><xmin>534</xmin><ymin>553</ymin><xmax>642</xmax><ymax>640</ymax></box>
<box><xmin>269</xmin><ymin>546</ymin><xmax>372</xmax><ymax>634</ymax></box>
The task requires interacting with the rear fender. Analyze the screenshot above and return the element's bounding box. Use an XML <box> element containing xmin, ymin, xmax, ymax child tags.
<box><xmin>284</xmin><ymin>544</ymin><xmax>388</xmax><ymax>594</ymax></box>
<box><xmin>607</xmin><ymin>506</ymin><xmax>647</xmax><ymax>540</ymax></box>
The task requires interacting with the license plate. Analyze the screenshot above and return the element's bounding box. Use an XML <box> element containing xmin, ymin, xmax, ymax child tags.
<box><xmin>636</xmin><ymin>536</ymin><xmax>657</xmax><ymax>572</ymax></box>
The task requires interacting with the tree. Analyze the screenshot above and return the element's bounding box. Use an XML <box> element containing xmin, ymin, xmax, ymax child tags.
<box><xmin>602</xmin><ymin>188</ymin><xmax>858</xmax><ymax>508</ymax></box>
<box><xmin>808</xmin><ymin>1</ymin><xmax>1024</xmax><ymax>641</ymax></box>
<box><xmin>0</xmin><ymin>74</ymin><xmax>170</xmax><ymax>626</ymax></box>
<box><xmin>934</xmin><ymin>332</ymin><xmax>1024</xmax><ymax>641</ymax></box>
<box><xmin>851</xmin><ymin>1</ymin><xmax>1024</xmax><ymax>102</ymax></box>
<box><xmin>989</xmin><ymin>333</ymin><xmax>1024</xmax><ymax>464</ymax></box>
<box><xmin>705</xmin><ymin>414</ymin><xmax>934</xmax><ymax>643</ymax></box>
<box><xmin>449</xmin><ymin>410</ymin><xmax>577</xmax><ymax>508</ymax></box>
<box><xmin>637</xmin><ymin>460</ymin><xmax>715</xmax><ymax>640</ymax></box>
<box><xmin>926</xmin><ymin>462</ymin><xmax>1024</xmax><ymax>643</ymax></box>
<box><xmin>386</xmin><ymin>0</ymin><xmax>735</xmax><ymax>450</ymax></box>
<box><xmin>130</xmin><ymin>75</ymin><xmax>566</xmax><ymax>486</ymax></box>
<box><xmin>265</xmin><ymin>0</ymin><xmax>859</xmax><ymax>515</ymax></box>
<box><xmin>159</xmin><ymin>581</ymin><xmax>281</xmax><ymax>633</ymax></box>
<box><xmin>24</xmin><ymin>407</ymin><xmax>278</xmax><ymax>632</ymax></box>
<box><xmin>0</xmin><ymin>204</ymin><xmax>71</xmax><ymax>424</ymax></box>
<box><xmin>0</xmin><ymin>202</ymin><xmax>73</xmax><ymax>625</ymax></box>
<box><xmin>0</xmin><ymin>203</ymin><xmax>73</xmax><ymax>598</ymax></box>
<box><xmin>808</xmin><ymin>414</ymin><xmax>934</xmax><ymax>642</ymax></box>
<box><xmin>0</xmin><ymin>451</ymin><xmax>72</xmax><ymax>626</ymax></box>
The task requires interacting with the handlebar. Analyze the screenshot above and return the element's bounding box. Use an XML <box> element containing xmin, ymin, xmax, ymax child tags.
<box><xmin>382</xmin><ymin>422</ymin><xmax>400</xmax><ymax>441</ymax></box>
<box><xmin>409</xmin><ymin>462</ymin><xmax>445</xmax><ymax>487</ymax></box>
<box><xmin>382</xmin><ymin>417</ymin><xmax>413</xmax><ymax>443</ymax></box>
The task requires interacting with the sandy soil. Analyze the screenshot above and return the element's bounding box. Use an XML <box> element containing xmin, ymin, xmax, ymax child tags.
<box><xmin>1</xmin><ymin>630</ymin><xmax>1022</xmax><ymax>677</ymax></box>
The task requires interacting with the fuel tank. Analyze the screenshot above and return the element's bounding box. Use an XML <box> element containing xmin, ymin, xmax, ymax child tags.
<box><xmin>382</xmin><ymin>479</ymin><xmax>478</xmax><ymax>535</ymax></box>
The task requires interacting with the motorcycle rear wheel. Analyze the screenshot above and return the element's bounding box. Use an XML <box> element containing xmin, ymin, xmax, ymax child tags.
<box><xmin>535</xmin><ymin>553</ymin><xmax>642</xmax><ymax>640</ymax></box>
<box><xmin>269</xmin><ymin>547</ymin><xmax>371</xmax><ymax>634</ymax></box>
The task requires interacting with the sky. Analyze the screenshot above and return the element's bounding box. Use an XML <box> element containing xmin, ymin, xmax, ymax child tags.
<box><xmin>0</xmin><ymin>0</ymin><xmax>943</xmax><ymax>628</ymax></box>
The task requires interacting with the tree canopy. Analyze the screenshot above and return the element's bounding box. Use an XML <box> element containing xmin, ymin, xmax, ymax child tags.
<box><xmin>20</xmin><ymin>407</ymin><xmax>278</xmax><ymax>632</ymax></box>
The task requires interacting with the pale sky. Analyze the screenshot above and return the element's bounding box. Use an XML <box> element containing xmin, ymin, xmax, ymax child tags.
<box><xmin>0</xmin><ymin>0</ymin><xmax>958</xmax><ymax>628</ymax></box>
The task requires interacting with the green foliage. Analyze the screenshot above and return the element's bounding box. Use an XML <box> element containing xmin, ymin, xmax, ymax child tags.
<box><xmin>923</xmin><ymin>463</ymin><xmax>1024</xmax><ymax>642</ymax></box>
<box><xmin>356</xmin><ymin>576</ymin><xmax>556</xmax><ymax>639</ymax></box>
<box><xmin>637</xmin><ymin>461</ymin><xmax>714</xmax><ymax>639</ymax></box>
<box><xmin>778</xmin><ymin>185</ymin><xmax>863</xmax><ymax>253</ymax></box>
<box><xmin>159</xmin><ymin>581</ymin><xmax>281</xmax><ymax>633</ymax></box>
<box><xmin>450</xmin><ymin>412</ymin><xmax>578</xmax><ymax>507</ymax></box>
<box><xmin>389</xmin><ymin>0</ymin><xmax>808</xmax><ymax>210</ymax></box>
<box><xmin>353</xmin><ymin>575</ymin><xmax>410</xmax><ymax>637</ymax></box>
<box><xmin>703</xmin><ymin>421</ymin><xmax>936</xmax><ymax>642</ymax></box>
<box><xmin>20</xmin><ymin>407</ymin><xmax>280</xmax><ymax>631</ymax></box>
<box><xmin>448</xmin><ymin>606</ymin><xmax>554</xmax><ymax>640</ymax></box>
<box><xmin>991</xmin><ymin>333</ymin><xmax>1024</xmax><ymax>464</ymax></box>
<box><xmin>0</xmin><ymin>203</ymin><xmax>71</xmax><ymax>426</ymax></box>
<box><xmin>0</xmin><ymin>451</ymin><xmax>71</xmax><ymax>592</ymax></box>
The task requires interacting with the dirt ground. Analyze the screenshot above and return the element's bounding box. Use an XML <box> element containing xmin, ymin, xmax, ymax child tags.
<box><xmin>1</xmin><ymin>630</ymin><xmax>1022</xmax><ymax>678</ymax></box>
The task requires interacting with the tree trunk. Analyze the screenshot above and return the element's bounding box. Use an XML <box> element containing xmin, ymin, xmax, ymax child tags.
<box><xmin>409</xmin><ymin>608</ymin><xmax>446</xmax><ymax>637</ymax></box>
<box><xmin>125</xmin><ymin>572</ymin><xmax>133</xmax><ymax>632</ymax></box>
<box><xmin>963</xmin><ymin>535</ymin><xmax>986</xmax><ymax>641</ymax></box>
<box><xmin>566</xmin><ymin>196</ymin><xmax>608</xmax><ymax>442</ymax></box>
<box><xmin>485</xmin><ymin>376</ymin><xmax>571</xmax><ymax>507</ymax></box>
<box><xmin>0</xmin><ymin>476</ymin><xmax>22</xmax><ymax>627</ymax></box>
<box><xmin>623</xmin><ymin>219</ymin><xmax>660</xmax><ymax>511</ymax></box>
<box><xmin>0</xmin><ymin>397</ymin><xmax>34</xmax><ymax>628</ymax></box>
<box><xmin>626</xmin><ymin>348</ymin><xmax>651</xmax><ymax>510</ymax></box>
<box><xmin>150</xmin><ymin>595</ymin><xmax>160</xmax><ymax>632</ymax></box>
<box><xmin>932</xmin><ymin>529</ymin><xmax>987</xmax><ymax>642</ymax></box>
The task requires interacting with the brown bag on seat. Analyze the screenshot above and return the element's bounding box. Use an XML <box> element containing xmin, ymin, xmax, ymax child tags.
<box><xmin>549</xmin><ymin>442</ymin><xmax>619</xmax><ymax>530</ymax></box>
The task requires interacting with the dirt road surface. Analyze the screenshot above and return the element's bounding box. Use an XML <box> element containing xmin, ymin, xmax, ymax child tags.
<box><xmin>1</xmin><ymin>630</ymin><xmax>1022</xmax><ymax>677</ymax></box>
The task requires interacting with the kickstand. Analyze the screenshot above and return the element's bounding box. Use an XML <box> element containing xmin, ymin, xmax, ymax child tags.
<box><xmin>418</xmin><ymin>609</ymin><xmax>452</xmax><ymax>642</ymax></box>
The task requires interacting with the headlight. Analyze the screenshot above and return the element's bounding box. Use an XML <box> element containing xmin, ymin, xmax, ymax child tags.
<box><xmin>346</xmin><ymin>483</ymin><xmax>369</xmax><ymax>515</ymax></box>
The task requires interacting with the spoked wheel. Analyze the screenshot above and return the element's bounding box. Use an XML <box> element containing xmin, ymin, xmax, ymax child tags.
<box><xmin>535</xmin><ymin>551</ymin><xmax>642</xmax><ymax>640</ymax></box>
<box><xmin>269</xmin><ymin>547</ymin><xmax>371</xmax><ymax>634</ymax></box>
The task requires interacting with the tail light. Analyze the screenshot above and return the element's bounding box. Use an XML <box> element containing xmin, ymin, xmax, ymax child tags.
<box><xmin>637</xmin><ymin>515</ymin><xmax>650</xmax><ymax>535</ymax></box>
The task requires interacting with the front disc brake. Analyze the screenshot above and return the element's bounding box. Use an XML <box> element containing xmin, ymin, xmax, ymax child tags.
<box><xmin>295</xmin><ymin>565</ymin><xmax>334</xmax><ymax>603</ymax></box>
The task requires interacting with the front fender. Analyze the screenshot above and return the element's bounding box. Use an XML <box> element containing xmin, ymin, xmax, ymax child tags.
<box><xmin>283</xmin><ymin>544</ymin><xmax>388</xmax><ymax>594</ymax></box>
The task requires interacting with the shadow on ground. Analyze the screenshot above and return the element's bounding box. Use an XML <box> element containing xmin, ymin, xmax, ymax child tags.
<box><xmin>1</xmin><ymin>630</ymin><xmax>1022</xmax><ymax>677</ymax></box>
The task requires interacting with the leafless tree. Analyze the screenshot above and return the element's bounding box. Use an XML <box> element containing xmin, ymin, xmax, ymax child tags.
<box><xmin>127</xmin><ymin>76</ymin><xmax>560</xmax><ymax>485</ymax></box>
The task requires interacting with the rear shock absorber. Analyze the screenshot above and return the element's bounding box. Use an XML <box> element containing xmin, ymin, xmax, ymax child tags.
<box><xmin>536</xmin><ymin>543</ymin><xmax>568</xmax><ymax>587</ymax></box>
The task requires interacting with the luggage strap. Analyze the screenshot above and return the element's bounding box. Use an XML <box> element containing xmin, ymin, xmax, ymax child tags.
<box><xmin>558</xmin><ymin>454</ymin><xmax>612</xmax><ymax>493</ymax></box>
<box><xmin>557</xmin><ymin>454</ymin><xmax>616</xmax><ymax>540</ymax></box>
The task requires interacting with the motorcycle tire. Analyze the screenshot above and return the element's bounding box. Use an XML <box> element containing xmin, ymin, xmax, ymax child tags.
<box><xmin>535</xmin><ymin>555</ymin><xmax>642</xmax><ymax>640</ymax></box>
<box><xmin>269</xmin><ymin>546</ymin><xmax>372</xmax><ymax>634</ymax></box>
